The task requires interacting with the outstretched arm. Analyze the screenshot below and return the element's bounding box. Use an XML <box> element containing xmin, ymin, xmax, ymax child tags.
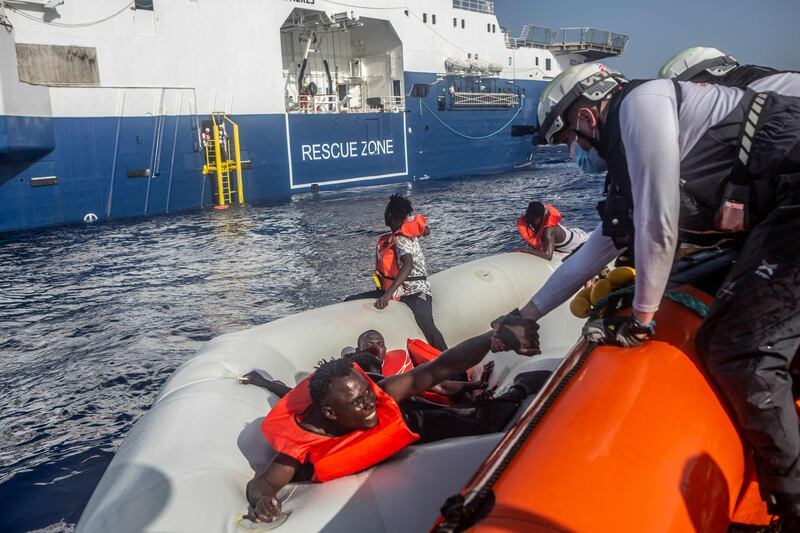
<box><xmin>239</xmin><ymin>371</ymin><xmax>292</xmax><ymax>398</ymax></box>
<box><xmin>519</xmin><ymin>224</ymin><xmax>622</xmax><ymax>322</ymax></box>
<box><xmin>380</xmin><ymin>333</ymin><xmax>493</xmax><ymax>403</ymax></box>
<box><xmin>246</xmin><ymin>453</ymin><xmax>300</xmax><ymax>523</ymax></box>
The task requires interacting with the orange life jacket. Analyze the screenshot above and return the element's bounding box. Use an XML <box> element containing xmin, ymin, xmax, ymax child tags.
<box><xmin>375</xmin><ymin>214</ymin><xmax>427</xmax><ymax>290</ymax></box>
<box><xmin>407</xmin><ymin>338</ymin><xmax>442</xmax><ymax>366</ymax></box>
<box><xmin>382</xmin><ymin>349</ymin><xmax>414</xmax><ymax>376</ymax></box>
<box><xmin>261</xmin><ymin>364</ymin><xmax>420</xmax><ymax>482</ymax></box>
<box><xmin>404</xmin><ymin>339</ymin><xmax>454</xmax><ymax>404</ymax></box>
<box><xmin>517</xmin><ymin>204</ymin><xmax>562</xmax><ymax>250</ymax></box>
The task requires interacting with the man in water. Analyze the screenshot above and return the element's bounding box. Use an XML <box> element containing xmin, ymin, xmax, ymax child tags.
<box><xmin>245</xmin><ymin>318</ymin><xmax>540</xmax><ymax>523</ymax></box>
<box><xmin>515</xmin><ymin>201</ymin><xmax>589</xmax><ymax>260</ymax></box>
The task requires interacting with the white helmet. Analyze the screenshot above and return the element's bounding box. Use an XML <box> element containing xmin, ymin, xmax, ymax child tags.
<box><xmin>537</xmin><ymin>63</ymin><xmax>626</xmax><ymax>145</ymax></box>
<box><xmin>658</xmin><ymin>46</ymin><xmax>739</xmax><ymax>81</ymax></box>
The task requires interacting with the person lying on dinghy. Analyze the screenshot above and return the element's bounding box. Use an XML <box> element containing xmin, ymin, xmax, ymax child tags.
<box><xmin>245</xmin><ymin>320</ymin><xmax>540</xmax><ymax>524</ymax></box>
<box><xmin>515</xmin><ymin>201</ymin><xmax>589</xmax><ymax>260</ymax></box>
<box><xmin>241</xmin><ymin>335</ymin><xmax>491</xmax><ymax>405</ymax></box>
<box><xmin>346</xmin><ymin>194</ymin><xmax>448</xmax><ymax>351</ymax></box>
<box><xmin>357</xmin><ymin>329</ymin><xmax>487</xmax><ymax>401</ymax></box>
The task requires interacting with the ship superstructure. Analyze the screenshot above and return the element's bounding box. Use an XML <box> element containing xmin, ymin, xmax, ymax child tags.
<box><xmin>0</xmin><ymin>0</ymin><xmax>626</xmax><ymax>233</ymax></box>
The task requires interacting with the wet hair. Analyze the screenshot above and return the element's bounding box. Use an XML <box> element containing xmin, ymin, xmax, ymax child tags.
<box><xmin>356</xmin><ymin>329</ymin><xmax>383</xmax><ymax>348</ymax></box>
<box><xmin>525</xmin><ymin>201</ymin><xmax>546</xmax><ymax>225</ymax></box>
<box><xmin>344</xmin><ymin>351</ymin><xmax>382</xmax><ymax>374</ymax></box>
<box><xmin>386</xmin><ymin>194</ymin><xmax>413</xmax><ymax>222</ymax></box>
<box><xmin>309</xmin><ymin>358</ymin><xmax>355</xmax><ymax>404</ymax></box>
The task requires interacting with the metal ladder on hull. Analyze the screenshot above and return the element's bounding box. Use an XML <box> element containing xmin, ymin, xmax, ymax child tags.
<box><xmin>202</xmin><ymin>112</ymin><xmax>245</xmax><ymax>209</ymax></box>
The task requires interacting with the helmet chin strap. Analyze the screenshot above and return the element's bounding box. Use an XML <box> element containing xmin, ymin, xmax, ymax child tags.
<box><xmin>570</xmin><ymin>117</ymin><xmax>602</xmax><ymax>152</ymax></box>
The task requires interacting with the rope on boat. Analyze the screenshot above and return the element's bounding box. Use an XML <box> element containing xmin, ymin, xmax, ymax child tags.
<box><xmin>419</xmin><ymin>97</ymin><xmax>525</xmax><ymax>140</ymax></box>
<box><xmin>434</xmin><ymin>341</ymin><xmax>597</xmax><ymax>532</ymax></box>
<box><xmin>592</xmin><ymin>285</ymin><xmax>709</xmax><ymax>319</ymax></box>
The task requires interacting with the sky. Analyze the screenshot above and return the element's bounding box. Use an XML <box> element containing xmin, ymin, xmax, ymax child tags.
<box><xmin>493</xmin><ymin>0</ymin><xmax>800</xmax><ymax>78</ymax></box>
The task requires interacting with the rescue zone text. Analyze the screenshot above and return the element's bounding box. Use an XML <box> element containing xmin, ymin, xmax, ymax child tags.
<box><xmin>301</xmin><ymin>139</ymin><xmax>395</xmax><ymax>161</ymax></box>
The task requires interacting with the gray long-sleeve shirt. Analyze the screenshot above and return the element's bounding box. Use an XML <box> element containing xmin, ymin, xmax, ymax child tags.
<box><xmin>531</xmin><ymin>80</ymin><xmax>745</xmax><ymax>315</ymax></box>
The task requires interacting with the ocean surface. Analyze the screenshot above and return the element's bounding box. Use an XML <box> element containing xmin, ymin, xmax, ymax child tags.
<box><xmin>0</xmin><ymin>146</ymin><xmax>602</xmax><ymax>532</ymax></box>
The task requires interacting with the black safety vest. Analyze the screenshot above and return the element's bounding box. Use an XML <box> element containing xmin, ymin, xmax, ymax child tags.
<box><xmin>597</xmin><ymin>80</ymin><xmax>800</xmax><ymax>252</ymax></box>
<box><xmin>689</xmin><ymin>64</ymin><xmax>781</xmax><ymax>88</ymax></box>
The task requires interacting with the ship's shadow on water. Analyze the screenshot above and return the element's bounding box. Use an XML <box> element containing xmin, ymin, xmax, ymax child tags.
<box><xmin>0</xmin><ymin>148</ymin><xmax>604</xmax><ymax>532</ymax></box>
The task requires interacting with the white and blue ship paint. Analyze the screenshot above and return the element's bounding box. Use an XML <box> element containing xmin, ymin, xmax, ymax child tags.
<box><xmin>0</xmin><ymin>0</ymin><xmax>622</xmax><ymax>234</ymax></box>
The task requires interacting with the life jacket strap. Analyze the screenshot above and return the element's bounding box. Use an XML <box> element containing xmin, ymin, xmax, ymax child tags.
<box><xmin>716</xmin><ymin>92</ymin><xmax>769</xmax><ymax>232</ymax></box>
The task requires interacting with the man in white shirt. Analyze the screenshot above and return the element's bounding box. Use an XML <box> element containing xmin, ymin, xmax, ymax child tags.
<box><xmin>659</xmin><ymin>46</ymin><xmax>800</xmax><ymax>97</ymax></box>
<box><xmin>502</xmin><ymin>63</ymin><xmax>800</xmax><ymax>520</ymax></box>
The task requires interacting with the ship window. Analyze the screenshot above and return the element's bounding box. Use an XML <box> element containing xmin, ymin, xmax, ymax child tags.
<box><xmin>134</xmin><ymin>0</ymin><xmax>153</xmax><ymax>10</ymax></box>
<box><xmin>453</xmin><ymin>17</ymin><xmax>457</xmax><ymax>27</ymax></box>
<box><xmin>461</xmin><ymin>19</ymin><xmax>465</xmax><ymax>28</ymax></box>
<box><xmin>535</xmin><ymin>57</ymin><xmax>539</xmax><ymax>66</ymax></box>
<box><xmin>487</xmin><ymin>23</ymin><xmax>491</xmax><ymax>32</ymax></box>
<box><xmin>409</xmin><ymin>84</ymin><xmax>430</xmax><ymax>97</ymax></box>
<box><xmin>475</xmin><ymin>54</ymin><xmax>479</xmax><ymax>59</ymax></box>
<box><xmin>546</xmin><ymin>58</ymin><xmax>552</xmax><ymax>71</ymax></box>
<box><xmin>492</xmin><ymin>24</ymin><xmax>496</xmax><ymax>33</ymax></box>
<box><xmin>423</xmin><ymin>13</ymin><xmax>427</xmax><ymax>23</ymax></box>
<box><xmin>16</xmin><ymin>44</ymin><xmax>99</xmax><ymax>86</ymax></box>
<box><xmin>508</xmin><ymin>57</ymin><xmax>511</xmax><ymax>65</ymax></box>
<box><xmin>432</xmin><ymin>14</ymin><xmax>436</xmax><ymax>24</ymax></box>
<box><xmin>468</xmin><ymin>53</ymin><xmax>472</xmax><ymax>59</ymax></box>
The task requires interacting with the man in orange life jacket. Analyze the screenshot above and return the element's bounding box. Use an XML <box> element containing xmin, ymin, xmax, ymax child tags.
<box><xmin>245</xmin><ymin>317</ymin><xmax>542</xmax><ymax>524</ymax></box>
<box><xmin>515</xmin><ymin>201</ymin><xmax>589</xmax><ymax>261</ymax></box>
<box><xmin>346</xmin><ymin>194</ymin><xmax>448</xmax><ymax>351</ymax></box>
<box><xmin>357</xmin><ymin>329</ymin><xmax>487</xmax><ymax>400</ymax></box>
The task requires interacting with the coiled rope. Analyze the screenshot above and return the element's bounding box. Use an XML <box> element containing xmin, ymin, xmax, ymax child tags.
<box><xmin>592</xmin><ymin>286</ymin><xmax>709</xmax><ymax>319</ymax></box>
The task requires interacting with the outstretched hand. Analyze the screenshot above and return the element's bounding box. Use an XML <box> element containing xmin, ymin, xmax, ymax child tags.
<box><xmin>490</xmin><ymin>309</ymin><xmax>541</xmax><ymax>356</ymax></box>
<box><xmin>239</xmin><ymin>371</ymin><xmax>275</xmax><ymax>388</ymax></box>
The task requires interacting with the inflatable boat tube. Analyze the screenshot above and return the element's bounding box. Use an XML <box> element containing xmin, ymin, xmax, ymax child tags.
<box><xmin>76</xmin><ymin>253</ymin><xmax>583</xmax><ymax>533</ymax></box>
<box><xmin>436</xmin><ymin>285</ymin><xmax>773</xmax><ymax>532</ymax></box>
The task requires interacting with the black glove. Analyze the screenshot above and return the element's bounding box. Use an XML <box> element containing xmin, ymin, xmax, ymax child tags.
<box><xmin>490</xmin><ymin>309</ymin><xmax>541</xmax><ymax>356</ymax></box>
<box><xmin>582</xmin><ymin>316</ymin><xmax>655</xmax><ymax>348</ymax></box>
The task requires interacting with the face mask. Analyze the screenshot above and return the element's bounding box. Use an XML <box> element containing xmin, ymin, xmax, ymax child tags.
<box><xmin>570</xmin><ymin>141</ymin><xmax>608</xmax><ymax>174</ymax></box>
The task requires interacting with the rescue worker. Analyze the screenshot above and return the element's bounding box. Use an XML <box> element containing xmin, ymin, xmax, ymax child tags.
<box><xmin>346</xmin><ymin>194</ymin><xmax>448</xmax><ymax>351</ymax></box>
<box><xmin>245</xmin><ymin>319</ymin><xmax>542</xmax><ymax>524</ymax></box>
<box><xmin>658</xmin><ymin>46</ymin><xmax>800</xmax><ymax>96</ymax></box>
<box><xmin>515</xmin><ymin>201</ymin><xmax>589</xmax><ymax>260</ymax></box>
<box><xmin>492</xmin><ymin>63</ymin><xmax>800</xmax><ymax>521</ymax></box>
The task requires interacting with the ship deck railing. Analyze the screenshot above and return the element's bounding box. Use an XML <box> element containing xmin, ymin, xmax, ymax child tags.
<box><xmin>286</xmin><ymin>94</ymin><xmax>406</xmax><ymax>114</ymax></box>
<box><xmin>452</xmin><ymin>92</ymin><xmax>518</xmax><ymax>107</ymax></box>
<box><xmin>550</xmin><ymin>27</ymin><xmax>629</xmax><ymax>55</ymax></box>
<box><xmin>505</xmin><ymin>25</ymin><xmax>628</xmax><ymax>57</ymax></box>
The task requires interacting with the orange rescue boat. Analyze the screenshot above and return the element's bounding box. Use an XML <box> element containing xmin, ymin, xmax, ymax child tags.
<box><xmin>434</xmin><ymin>285</ymin><xmax>775</xmax><ymax>532</ymax></box>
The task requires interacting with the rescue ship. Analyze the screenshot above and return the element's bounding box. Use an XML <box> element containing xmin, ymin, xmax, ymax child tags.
<box><xmin>0</xmin><ymin>0</ymin><xmax>626</xmax><ymax>234</ymax></box>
